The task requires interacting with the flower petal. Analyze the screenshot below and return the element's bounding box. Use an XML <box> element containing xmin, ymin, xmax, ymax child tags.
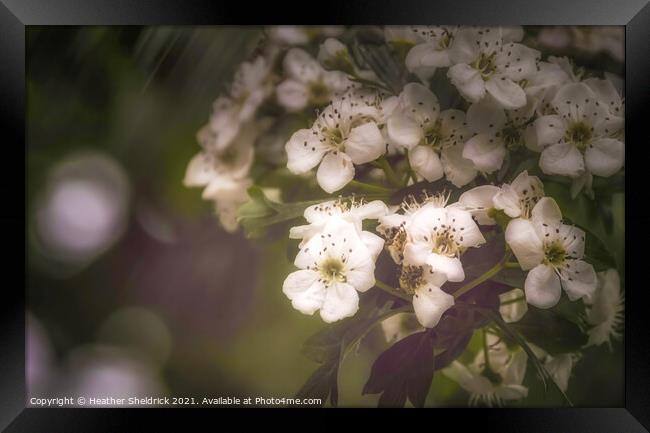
<box><xmin>584</xmin><ymin>138</ymin><xmax>624</xmax><ymax>178</ymax></box>
<box><xmin>447</xmin><ymin>207</ymin><xmax>486</xmax><ymax>248</ymax></box>
<box><xmin>282</xmin><ymin>270</ymin><xmax>326</xmax><ymax>315</ymax></box>
<box><xmin>409</xmin><ymin>145</ymin><xmax>444</xmax><ymax>182</ymax></box>
<box><xmin>531</xmin><ymin>196</ymin><xmax>562</xmax><ymax>227</ymax></box>
<box><xmin>505</xmin><ymin>218</ymin><xmax>544</xmax><ymax>270</ymax></box>
<box><xmin>286</xmin><ymin>129</ymin><xmax>328</xmax><ymax>174</ymax></box>
<box><xmin>316</xmin><ymin>151</ymin><xmax>355</xmax><ymax>193</ymax></box>
<box><xmin>320</xmin><ymin>282</ymin><xmax>360</xmax><ymax>323</ymax></box>
<box><xmin>559</xmin><ymin>259</ymin><xmax>597</xmax><ymax>301</ymax></box>
<box><xmin>466</xmin><ymin>99</ymin><xmax>507</xmax><ymax>134</ymax></box>
<box><xmin>524</xmin><ymin>264</ymin><xmax>562</xmax><ymax>308</ymax></box>
<box><xmin>485</xmin><ymin>75</ymin><xmax>527</xmax><ymax>109</ymax></box>
<box><xmin>457</xmin><ymin>184</ymin><xmax>499</xmax><ymax>224</ymax></box>
<box><xmin>539</xmin><ymin>142</ymin><xmax>584</xmax><ymax>178</ymax></box>
<box><xmin>448</xmin><ymin>64</ymin><xmax>485</xmax><ymax>103</ymax></box>
<box><xmin>345</xmin><ymin>122</ymin><xmax>385</xmax><ymax>164</ymax></box>
<box><xmin>387</xmin><ymin>113</ymin><xmax>423</xmax><ymax>149</ymax></box>
<box><xmin>359</xmin><ymin>231</ymin><xmax>385</xmax><ymax>261</ymax></box>
<box><xmin>534</xmin><ymin>115</ymin><xmax>566</xmax><ymax>148</ymax></box>
<box><xmin>276</xmin><ymin>79</ymin><xmax>309</xmax><ymax>112</ymax></box>
<box><xmin>441</xmin><ymin>145</ymin><xmax>478</xmax><ymax>187</ymax></box>
<box><xmin>413</xmin><ymin>285</ymin><xmax>455</xmax><ymax>328</ymax></box>
<box><xmin>463</xmin><ymin>134</ymin><xmax>506</xmax><ymax>173</ymax></box>
<box><xmin>427</xmin><ymin>254</ymin><xmax>465</xmax><ymax>282</ymax></box>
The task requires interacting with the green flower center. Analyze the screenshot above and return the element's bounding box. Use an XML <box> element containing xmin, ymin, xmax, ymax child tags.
<box><xmin>565</xmin><ymin>122</ymin><xmax>592</xmax><ymax>151</ymax></box>
<box><xmin>473</xmin><ymin>52</ymin><xmax>498</xmax><ymax>79</ymax></box>
<box><xmin>500</xmin><ymin>124</ymin><xmax>523</xmax><ymax>149</ymax></box>
<box><xmin>320</xmin><ymin>257</ymin><xmax>346</xmax><ymax>283</ymax></box>
<box><xmin>544</xmin><ymin>241</ymin><xmax>566</xmax><ymax>267</ymax></box>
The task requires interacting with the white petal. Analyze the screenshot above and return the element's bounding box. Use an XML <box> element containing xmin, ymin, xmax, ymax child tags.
<box><xmin>485</xmin><ymin>75</ymin><xmax>527</xmax><ymax>109</ymax></box>
<box><xmin>495</xmin><ymin>43</ymin><xmax>540</xmax><ymax>81</ymax></box>
<box><xmin>457</xmin><ymin>185</ymin><xmax>499</xmax><ymax>224</ymax></box>
<box><xmin>448</xmin><ymin>64</ymin><xmax>485</xmax><ymax>103</ymax></box>
<box><xmin>286</xmin><ymin>129</ymin><xmax>328</xmax><ymax>174</ymax></box>
<box><xmin>345</xmin><ymin>122</ymin><xmax>385</xmax><ymax>164</ymax></box>
<box><xmin>584</xmin><ymin>138</ymin><xmax>624</xmax><ymax>178</ymax></box>
<box><xmin>409</xmin><ymin>145</ymin><xmax>444</xmax><ymax>182</ymax></box>
<box><xmin>405</xmin><ymin>44</ymin><xmax>443</xmax><ymax>80</ymax></box>
<box><xmin>534</xmin><ymin>115</ymin><xmax>566</xmax><ymax>147</ymax></box>
<box><xmin>303</xmin><ymin>200</ymin><xmax>338</xmax><ymax>224</ymax></box>
<box><xmin>531</xmin><ymin>197</ymin><xmax>562</xmax><ymax>227</ymax></box>
<box><xmin>559</xmin><ymin>224</ymin><xmax>585</xmax><ymax>259</ymax></box>
<box><xmin>545</xmin><ymin>354</ymin><xmax>574</xmax><ymax>392</ymax></box>
<box><xmin>551</xmin><ymin>82</ymin><xmax>597</xmax><ymax>121</ymax></box>
<box><xmin>524</xmin><ymin>264</ymin><xmax>562</xmax><ymax>308</ymax></box>
<box><xmin>505</xmin><ymin>218</ymin><xmax>544</xmax><ymax>270</ymax></box>
<box><xmin>463</xmin><ymin>134</ymin><xmax>506</xmax><ymax>173</ymax></box>
<box><xmin>448</xmin><ymin>28</ymin><xmax>480</xmax><ymax>64</ymax></box>
<box><xmin>282</xmin><ymin>270</ymin><xmax>326</xmax><ymax>315</ymax></box>
<box><xmin>184</xmin><ymin>152</ymin><xmax>214</xmax><ymax>187</ymax></box>
<box><xmin>441</xmin><ymin>145</ymin><xmax>478</xmax><ymax>187</ymax></box>
<box><xmin>351</xmin><ymin>200</ymin><xmax>389</xmax><ymax>221</ymax></box>
<box><xmin>466</xmin><ymin>99</ymin><xmax>507</xmax><ymax>134</ymax></box>
<box><xmin>493</xmin><ymin>185</ymin><xmax>522</xmax><ymax>218</ymax></box>
<box><xmin>408</xmin><ymin>204</ymin><xmax>447</xmax><ymax>241</ymax></box>
<box><xmin>402</xmin><ymin>82</ymin><xmax>440</xmax><ymax>117</ymax></box>
<box><xmin>276</xmin><ymin>79</ymin><xmax>309</xmax><ymax>112</ymax></box>
<box><xmin>320</xmin><ymin>282</ymin><xmax>360</xmax><ymax>323</ymax></box>
<box><xmin>539</xmin><ymin>143</ymin><xmax>584</xmax><ymax>178</ymax></box>
<box><xmin>387</xmin><ymin>113</ymin><xmax>423</xmax><ymax>149</ymax></box>
<box><xmin>447</xmin><ymin>207</ymin><xmax>486</xmax><ymax>248</ymax></box>
<box><xmin>559</xmin><ymin>259</ymin><xmax>597</xmax><ymax>301</ymax></box>
<box><xmin>413</xmin><ymin>285</ymin><xmax>455</xmax><ymax>328</ymax></box>
<box><xmin>427</xmin><ymin>254</ymin><xmax>465</xmax><ymax>282</ymax></box>
<box><xmin>360</xmin><ymin>231</ymin><xmax>385</xmax><ymax>261</ymax></box>
<box><xmin>402</xmin><ymin>242</ymin><xmax>432</xmax><ymax>267</ymax></box>
<box><xmin>316</xmin><ymin>151</ymin><xmax>355</xmax><ymax>193</ymax></box>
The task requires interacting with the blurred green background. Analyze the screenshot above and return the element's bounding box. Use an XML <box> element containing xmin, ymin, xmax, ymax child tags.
<box><xmin>26</xmin><ymin>26</ymin><xmax>623</xmax><ymax>407</ymax></box>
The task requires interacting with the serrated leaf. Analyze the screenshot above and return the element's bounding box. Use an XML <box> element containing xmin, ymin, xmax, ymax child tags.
<box><xmin>363</xmin><ymin>331</ymin><xmax>435</xmax><ymax>407</ymax></box>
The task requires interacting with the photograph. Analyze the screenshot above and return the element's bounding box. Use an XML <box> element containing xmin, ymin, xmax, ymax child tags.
<box><xmin>23</xmin><ymin>24</ymin><xmax>627</xmax><ymax>410</ymax></box>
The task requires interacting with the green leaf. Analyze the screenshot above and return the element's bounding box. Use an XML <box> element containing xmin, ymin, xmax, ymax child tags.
<box><xmin>363</xmin><ymin>331</ymin><xmax>435</xmax><ymax>407</ymax></box>
<box><xmin>510</xmin><ymin>306</ymin><xmax>587</xmax><ymax>355</ymax></box>
<box><xmin>352</xmin><ymin>40</ymin><xmax>408</xmax><ymax>94</ymax></box>
<box><xmin>295</xmin><ymin>358</ymin><xmax>339</xmax><ymax>407</ymax></box>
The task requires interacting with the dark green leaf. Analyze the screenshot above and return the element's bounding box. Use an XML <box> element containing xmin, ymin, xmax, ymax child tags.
<box><xmin>363</xmin><ymin>331</ymin><xmax>435</xmax><ymax>407</ymax></box>
<box><xmin>510</xmin><ymin>306</ymin><xmax>587</xmax><ymax>355</ymax></box>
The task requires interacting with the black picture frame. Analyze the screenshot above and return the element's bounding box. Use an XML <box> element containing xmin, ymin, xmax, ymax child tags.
<box><xmin>2</xmin><ymin>0</ymin><xmax>648</xmax><ymax>430</ymax></box>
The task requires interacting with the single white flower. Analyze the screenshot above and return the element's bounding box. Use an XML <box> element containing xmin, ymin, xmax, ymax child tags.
<box><xmin>289</xmin><ymin>198</ymin><xmax>387</xmax><ymax>260</ymax></box>
<box><xmin>462</xmin><ymin>98</ymin><xmax>535</xmax><ymax>173</ymax></box>
<box><xmin>534</xmin><ymin>82</ymin><xmax>624</xmax><ymax>180</ymax></box>
<box><xmin>447</xmin><ymin>26</ymin><xmax>539</xmax><ymax>109</ymax></box>
<box><xmin>276</xmin><ymin>48</ymin><xmax>354</xmax><ymax>112</ymax></box>
<box><xmin>285</xmin><ymin>92</ymin><xmax>385</xmax><ymax>193</ymax></box>
<box><xmin>443</xmin><ymin>333</ymin><xmax>528</xmax><ymax>406</ymax></box>
<box><xmin>208</xmin><ymin>56</ymin><xmax>274</xmax><ymax>152</ymax></box>
<box><xmin>385</xmin><ymin>26</ymin><xmax>460</xmax><ymax>81</ymax></box>
<box><xmin>384</xmin><ymin>83</ymin><xmax>476</xmax><ymax>186</ymax></box>
<box><xmin>402</xmin><ymin>199</ymin><xmax>486</xmax><ymax>282</ymax></box>
<box><xmin>493</xmin><ymin>170</ymin><xmax>545</xmax><ymax>219</ymax></box>
<box><xmin>499</xmin><ymin>288</ymin><xmax>528</xmax><ymax>323</ymax></box>
<box><xmin>505</xmin><ymin>197</ymin><xmax>597</xmax><ymax>308</ymax></box>
<box><xmin>282</xmin><ymin>219</ymin><xmax>379</xmax><ymax>323</ymax></box>
<box><xmin>584</xmin><ymin>268</ymin><xmax>624</xmax><ymax>348</ymax></box>
<box><xmin>397</xmin><ymin>265</ymin><xmax>454</xmax><ymax>328</ymax></box>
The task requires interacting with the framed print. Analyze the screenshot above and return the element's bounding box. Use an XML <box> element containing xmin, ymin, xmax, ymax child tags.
<box><xmin>2</xmin><ymin>0</ymin><xmax>649</xmax><ymax>431</ymax></box>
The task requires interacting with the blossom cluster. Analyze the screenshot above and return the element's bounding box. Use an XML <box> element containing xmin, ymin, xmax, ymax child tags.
<box><xmin>183</xmin><ymin>26</ymin><xmax>624</xmax><ymax>406</ymax></box>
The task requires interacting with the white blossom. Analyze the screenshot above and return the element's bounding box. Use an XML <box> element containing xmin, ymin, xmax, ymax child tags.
<box><xmin>505</xmin><ymin>197</ymin><xmax>597</xmax><ymax>308</ymax></box>
<box><xmin>402</xmin><ymin>198</ymin><xmax>486</xmax><ymax>282</ymax></box>
<box><xmin>282</xmin><ymin>218</ymin><xmax>381</xmax><ymax>323</ymax></box>
<box><xmin>267</xmin><ymin>26</ymin><xmax>344</xmax><ymax>46</ymax></box>
<box><xmin>289</xmin><ymin>198</ymin><xmax>387</xmax><ymax>260</ymax></box>
<box><xmin>443</xmin><ymin>333</ymin><xmax>528</xmax><ymax>406</ymax></box>
<box><xmin>384</xmin><ymin>83</ymin><xmax>476</xmax><ymax>186</ymax></box>
<box><xmin>534</xmin><ymin>82</ymin><xmax>624</xmax><ymax>182</ymax></box>
<box><xmin>447</xmin><ymin>26</ymin><xmax>539</xmax><ymax>109</ymax></box>
<box><xmin>276</xmin><ymin>48</ymin><xmax>354</xmax><ymax>112</ymax></box>
<box><xmin>285</xmin><ymin>92</ymin><xmax>385</xmax><ymax>193</ymax></box>
<box><xmin>397</xmin><ymin>265</ymin><xmax>454</xmax><ymax>328</ymax></box>
<box><xmin>584</xmin><ymin>268</ymin><xmax>624</xmax><ymax>348</ymax></box>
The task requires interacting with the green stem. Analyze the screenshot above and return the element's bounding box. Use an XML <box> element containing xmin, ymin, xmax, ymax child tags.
<box><xmin>376</xmin><ymin>156</ymin><xmax>403</xmax><ymax>188</ymax></box>
<box><xmin>348</xmin><ymin>180</ymin><xmax>395</xmax><ymax>195</ymax></box>
<box><xmin>374</xmin><ymin>280</ymin><xmax>412</xmax><ymax>302</ymax></box>
<box><xmin>452</xmin><ymin>257</ymin><xmax>508</xmax><ymax>299</ymax></box>
<box><xmin>504</xmin><ymin>261</ymin><xmax>520</xmax><ymax>269</ymax></box>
